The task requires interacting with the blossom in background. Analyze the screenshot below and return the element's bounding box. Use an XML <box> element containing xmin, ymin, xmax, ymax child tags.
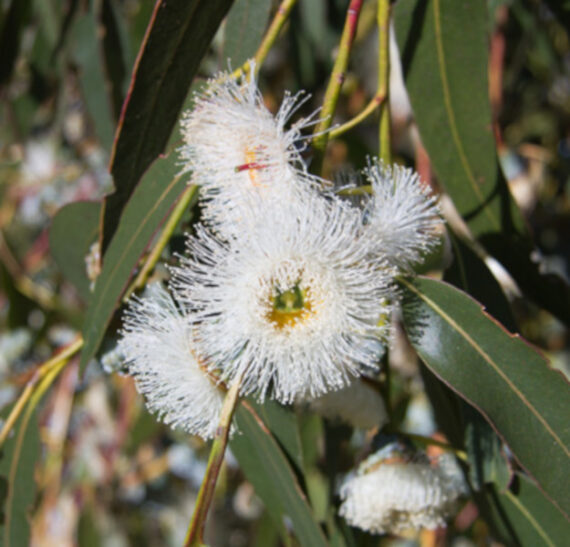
<box><xmin>171</xmin><ymin>194</ymin><xmax>394</xmax><ymax>403</ymax></box>
<box><xmin>179</xmin><ymin>66</ymin><xmax>322</xmax><ymax>232</ymax></box>
<box><xmin>362</xmin><ymin>159</ymin><xmax>442</xmax><ymax>272</ymax></box>
<box><xmin>118</xmin><ymin>284</ymin><xmax>225</xmax><ymax>440</ymax></box>
<box><xmin>339</xmin><ymin>443</ymin><xmax>466</xmax><ymax>535</ymax></box>
<box><xmin>302</xmin><ymin>379</ymin><xmax>388</xmax><ymax>430</ymax></box>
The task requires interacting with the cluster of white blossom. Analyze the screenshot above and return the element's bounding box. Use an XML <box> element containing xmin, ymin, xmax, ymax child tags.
<box><xmin>339</xmin><ymin>443</ymin><xmax>467</xmax><ymax>535</ymax></box>
<box><xmin>118</xmin><ymin>65</ymin><xmax>442</xmax><ymax>440</ymax></box>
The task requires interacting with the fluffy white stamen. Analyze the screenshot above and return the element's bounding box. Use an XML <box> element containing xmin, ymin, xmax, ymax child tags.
<box><xmin>171</xmin><ymin>195</ymin><xmax>394</xmax><ymax>403</ymax></box>
<box><xmin>118</xmin><ymin>284</ymin><xmax>225</xmax><ymax>440</ymax></box>
<box><xmin>339</xmin><ymin>444</ymin><xmax>466</xmax><ymax>535</ymax></box>
<box><xmin>363</xmin><ymin>160</ymin><xmax>443</xmax><ymax>271</ymax></box>
<box><xmin>179</xmin><ymin>64</ymin><xmax>323</xmax><ymax>232</ymax></box>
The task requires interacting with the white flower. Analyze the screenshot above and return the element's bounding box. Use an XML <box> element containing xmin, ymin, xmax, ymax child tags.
<box><xmin>339</xmin><ymin>444</ymin><xmax>466</xmax><ymax>535</ymax></box>
<box><xmin>303</xmin><ymin>379</ymin><xmax>388</xmax><ymax>430</ymax></box>
<box><xmin>171</xmin><ymin>194</ymin><xmax>394</xmax><ymax>403</ymax></box>
<box><xmin>118</xmin><ymin>283</ymin><xmax>225</xmax><ymax>440</ymax></box>
<box><xmin>179</xmin><ymin>65</ymin><xmax>322</xmax><ymax>231</ymax></box>
<box><xmin>362</xmin><ymin>160</ymin><xmax>442</xmax><ymax>272</ymax></box>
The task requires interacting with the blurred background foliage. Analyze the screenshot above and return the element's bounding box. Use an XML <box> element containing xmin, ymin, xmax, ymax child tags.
<box><xmin>0</xmin><ymin>0</ymin><xmax>569</xmax><ymax>545</ymax></box>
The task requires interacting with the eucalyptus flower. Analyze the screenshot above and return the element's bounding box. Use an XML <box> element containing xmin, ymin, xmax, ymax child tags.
<box><xmin>362</xmin><ymin>160</ymin><xmax>442</xmax><ymax>272</ymax></box>
<box><xmin>179</xmin><ymin>64</ymin><xmax>322</xmax><ymax>232</ymax></box>
<box><xmin>171</xmin><ymin>195</ymin><xmax>394</xmax><ymax>403</ymax></box>
<box><xmin>118</xmin><ymin>284</ymin><xmax>225</xmax><ymax>440</ymax></box>
<box><xmin>304</xmin><ymin>379</ymin><xmax>388</xmax><ymax>430</ymax></box>
<box><xmin>339</xmin><ymin>443</ymin><xmax>466</xmax><ymax>535</ymax></box>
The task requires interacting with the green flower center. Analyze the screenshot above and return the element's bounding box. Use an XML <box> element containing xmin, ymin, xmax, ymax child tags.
<box><xmin>268</xmin><ymin>285</ymin><xmax>312</xmax><ymax>329</ymax></box>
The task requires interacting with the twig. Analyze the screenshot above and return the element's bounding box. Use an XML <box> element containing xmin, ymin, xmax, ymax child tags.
<box><xmin>0</xmin><ymin>337</ymin><xmax>83</xmax><ymax>448</ymax></box>
<box><xmin>312</xmin><ymin>0</ymin><xmax>364</xmax><ymax>154</ymax></box>
<box><xmin>377</xmin><ymin>0</ymin><xmax>391</xmax><ymax>163</ymax></box>
<box><xmin>329</xmin><ymin>93</ymin><xmax>386</xmax><ymax>139</ymax></box>
<box><xmin>184</xmin><ymin>378</ymin><xmax>242</xmax><ymax>546</ymax></box>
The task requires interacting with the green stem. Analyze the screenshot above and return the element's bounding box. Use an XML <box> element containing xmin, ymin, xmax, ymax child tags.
<box><xmin>125</xmin><ymin>185</ymin><xmax>198</xmax><ymax>299</ymax></box>
<box><xmin>232</xmin><ymin>0</ymin><xmax>298</xmax><ymax>79</ymax></box>
<box><xmin>377</xmin><ymin>0</ymin><xmax>391</xmax><ymax>163</ymax></box>
<box><xmin>312</xmin><ymin>0</ymin><xmax>364</xmax><ymax>155</ymax></box>
<box><xmin>0</xmin><ymin>336</ymin><xmax>83</xmax><ymax>449</ymax></box>
<box><xmin>184</xmin><ymin>378</ymin><xmax>242</xmax><ymax>547</ymax></box>
<box><xmin>328</xmin><ymin>93</ymin><xmax>386</xmax><ymax>139</ymax></box>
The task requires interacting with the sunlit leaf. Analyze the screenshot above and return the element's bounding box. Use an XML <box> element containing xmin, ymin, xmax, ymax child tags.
<box><xmin>401</xmin><ymin>276</ymin><xmax>570</xmax><ymax>518</ymax></box>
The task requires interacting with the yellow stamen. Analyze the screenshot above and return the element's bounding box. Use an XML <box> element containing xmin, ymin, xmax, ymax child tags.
<box><xmin>267</xmin><ymin>286</ymin><xmax>313</xmax><ymax>329</ymax></box>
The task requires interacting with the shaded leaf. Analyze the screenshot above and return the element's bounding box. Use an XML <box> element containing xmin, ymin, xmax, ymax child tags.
<box><xmin>400</xmin><ymin>276</ymin><xmax>570</xmax><ymax>518</ymax></box>
<box><xmin>230</xmin><ymin>404</ymin><xmax>328</xmax><ymax>547</ymax></box>
<box><xmin>102</xmin><ymin>0</ymin><xmax>234</xmax><ymax>251</ymax></box>
<box><xmin>222</xmin><ymin>0</ymin><xmax>272</xmax><ymax>67</ymax></box>
<box><xmin>0</xmin><ymin>0</ymin><xmax>32</xmax><ymax>88</ymax></box>
<box><xmin>496</xmin><ymin>473</ymin><xmax>570</xmax><ymax>546</ymax></box>
<box><xmin>49</xmin><ymin>200</ymin><xmax>101</xmax><ymax>301</ymax></box>
<box><xmin>249</xmin><ymin>400</ymin><xmax>305</xmax><ymax>473</ymax></box>
<box><xmin>80</xmin><ymin>154</ymin><xmax>193</xmax><ymax>371</ymax></box>
<box><xmin>465</xmin><ymin>407</ymin><xmax>511</xmax><ymax>492</ymax></box>
<box><xmin>394</xmin><ymin>0</ymin><xmax>570</xmax><ymax>325</ymax></box>
<box><xmin>72</xmin><ymin>9</ymin><xmax>116</xmax><ymax>151</ymax></box>
<box><xmin>444</xmin><ymin>235</ymin><xmax>516</xmax><ymax>332</ymax></box>
<box><xmin>0</xmin><ymin>409</ymin><xmax>39</xmax><ymax>547</ymax></box>
<box><xmin>394</xmin><ymin>0</ymin><xmax>523</xmax><ymax>239</ymax></box>
<box><xmin>101</xmin><ymin>0</ymin><xmax>131</xmax><ymax>121</ymax></box>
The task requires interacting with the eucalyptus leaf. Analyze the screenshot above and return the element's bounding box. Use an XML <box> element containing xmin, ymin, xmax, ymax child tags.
<box><xmin>401</xmin><ymin>276</ymin><xmax>570</xmax><ymax>518</ymax></box>
<box><xmin>222</xmin><ymin>0</ymin><xmax>272</xmax><ymax>67</ymax></box>
<box><xmin>49</xmin><ymin>201</ymin><xmax>101</xmax><ymax>301</ymax></box>
<box><xmin>102</xmin><ymin>0</ymin><xmax>234</xmax><ymax>251</ymax></box>
<box><xmin>231</xmin><ymin>404</ymin><xmax>328</xmax><ymax>547</ymax></box>
<box><xmin>0</xmin><ymin>409</ymin><xmax>39</xmax><ymax>547</ymax></box>
<box><xmin>80</xmin><ymin>155</ymin><xmax>194</xmax><ymax>371</ymax></box>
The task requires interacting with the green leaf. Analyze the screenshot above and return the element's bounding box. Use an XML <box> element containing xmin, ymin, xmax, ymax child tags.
<box><xmin>101</xmin><ymin>0</ymin><xmax>131</xmax><ymax>121</ymax></box>
<box><xmin>400</xmin><ymin>276</ymin><xmax>570</xmax><ymax>518</ymax></box>
<box><xmin>443</xmin><ymin>239</ymin><xmax>513</xmax><ymax>491</ymax></box>
<box><xmin>496</xmin><ymin>473</ymin><xmax>570</xmax><ymax>546</ymax></box>
<box><xmin>80</xmin><ymin>154</ymin><xmax>194</xmax><ymax>371</ymax></box>
<box><xmin>444</xmin><ymin>235</ymin><xmax>516</xmax><ymax>332</ymax></box>
<box><xmin>72</xmin><ymin>9</ymin><xmax>116</xmax><ymax>151</ymax></box>
<box><xmin>0</xmin><ymin>0</ymin><xmax>32</xmax><ymax>88</ymax></box>
<box><xmin>248</xmin><ymin>400</ymin><xmax>305</xmax><ymax>473</ymax></box>
<box><xmin>49</xmin><ymin>201</ymin><xmax>102</xmax><ymax>301</ymax></box>
<box><xmin>465</xmin><ymin>407</ymin><xmax>512</xmax><ymax>492</ymax></box>
<box><xmin>230</xmin><ymin>404</ymin><xmax>328</xmax><ymax>547</ymax></box>
<box><xmin>394</xmin><ymin>0</ymin><xmax>570</xmax><ymax>325</ymax></box>
<box><xmin>102</xmin><ymin>0</ymin><xmax>234</xmax><ymax>251</ymax></box>
<box><xmin>0</xmin><ymin>409</ymin><xmax>40</xmax><ymax>547</ymax></box>
<box><xmin>222</xmin><ymin>0</ymin><xmax>272</xmax><ymax>67</ymax></box>
<box><xmin>394</xmin><ymin>0</ymin><xmax>523</xmax><ymax>239</ymax></box>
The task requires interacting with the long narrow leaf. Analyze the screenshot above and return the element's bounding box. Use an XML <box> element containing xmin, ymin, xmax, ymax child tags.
<box><xmin>400</xmin><ymin>276</ymin><xmax>570</xmax><ymax>518</ymax></box>
<box><xmin>102</xmin><ymin>0</ymin><xmax>234</xmax><ymax>251</ymax></box>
